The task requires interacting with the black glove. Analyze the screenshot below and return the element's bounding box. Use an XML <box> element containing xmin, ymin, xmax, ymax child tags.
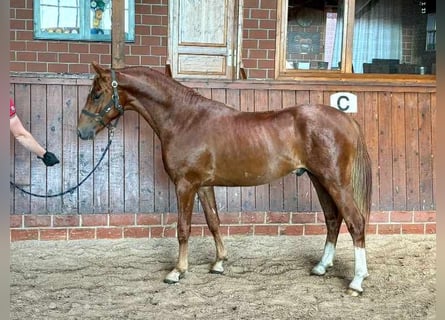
<box><xmin>38</xmin><ymin>151</ymin><xmax>60</xmax><ymax>167</ymax></box>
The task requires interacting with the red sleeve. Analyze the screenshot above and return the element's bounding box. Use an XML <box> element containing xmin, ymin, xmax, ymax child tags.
<box><xmin>10</xmin><ymin>98</ymin><xmax>16</xmax><ymax>118</ymax></box>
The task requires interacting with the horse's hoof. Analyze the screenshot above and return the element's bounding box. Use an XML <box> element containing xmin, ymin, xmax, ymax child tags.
<box><xmin>346</xmin><ymin>288</ymin><xmax>362</xmax><ymax>297</ymax></box>
<box><xmin>209</xmin><ymin>269</ymin><xmax>224</xmax><ymax>275</ymax></box>
<box><xmin>164</xmin><ymin>269</ymin><xmax>184</xmax><ymax>284</ymax></box>
<box><xmin>310</xmin><ymin>265</ymin><xmax>326</xmax><ymax>276</ymax></box>
<box><xmin>163</xmin><ymin>278</ymin><xmax>179</xmax><ymax>285</ymax></box>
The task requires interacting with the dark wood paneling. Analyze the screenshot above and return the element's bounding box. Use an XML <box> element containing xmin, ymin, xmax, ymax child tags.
<box><xmin>10</xmin><ymin>77</ymin><xmax>436</xmax><ymax>215</ymax></box>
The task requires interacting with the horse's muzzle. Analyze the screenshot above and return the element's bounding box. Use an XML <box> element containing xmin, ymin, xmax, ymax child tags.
<box><xmin>77</xmin><ymin>128</ymin><xmax>95</xmax><ymax>140</ymax></box>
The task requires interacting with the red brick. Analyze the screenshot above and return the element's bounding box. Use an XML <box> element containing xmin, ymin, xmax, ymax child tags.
<box><xmin>370</xmin><ymin>211</ymin><xmax>389</xmax><ymax>223</ymax></box>
<box><xmin>164</xmin><ymin>227</ymin><xmax>177</xmax><ymax>238</ymax></box>
<box><xmin>137</xmin><ymin>213</ymin><xmax>162</xmax><ymax>226</ymax></box>
<box><xmin>90</xmin><ymin>44</ymin><xmax>110</xmax><ymax>54</ymax></box>
<box><xmin>69</xmin><ymin>228</ymin><xmax>96</xmax><ymax>240</ymax></box>
<box><xmin>292</xmin><ymin>212</ymin><xmax>316</xmax><ymax>224</ymax></box>
<box><xmin>110</xmin><ymin>214</ymin><xmax>135</xmax><ymax>226</ymax></box>
<box><xmin>48</xmin><ymin>63</ymin><xmax>69</xmax><ymax>73</ymax></box>
<box><xmin>97</xmin><ymin>228</ymin><xmax>123</xmax><ymax>239</ymax></box>
<box><xmin>10</xmin><ymin>215</ymin><xmax>22</xmax><ymax>228</ymax></box>
<box><xmin>378</xmin><ymin>224</ymin><xmax>401</xmax><ymax>235</ymax></box>
<box><xmin>366</xmin><ymin>224</ymin><xmax>377</xmax><ymax>234</ymax></box>
<box><xmin>402</xmin><ymin>224</ymin><xmax>424</xmax><ymax>234</ymax></box>
<box><xmin>241</xmin><ymin>212</ymin><xmax>265</xmax><ymax>224</ymax></box>
<box><xmin>266</xmin><ymin>212</ymin><xmax>290</xmax><ymax>223</ymax></box>
<box><xmin>339</xmin><ymin>224</ymin><xmax>349</xmax><ymax>234</ymax></box>
<box><xmin>164</xmin><ymin>213</ymin><xmax>178</xmax><ymax>225</ymax></box>
<box><xmin>40</xmin><ymin>229</ymin><xmax>67</xmax><ymax>241</ymax></box>
<box><xmin>279</xmin><ymin>225</ymin><xmax>304</xmax><ymax>236</ymax></box>
<box><xmin>204</xmin><ymin>226</ymin><xmax>229</xmax><ymax>237</ymax></box>
<box><xmin>244</xmin><ymin>0</ymin><xmax>260</xmax><ymax>8</ymax></box>
<box><xmin>24</xmin><ymin>215</ymin><xmax>51</xmax><ymax>227</ymax></box>
<box><xmin>82</xmin><ymin>214</ymin><xmax>108</xmax><ymax>227</ymax></box>
<box><xmin>219</xmin><ymin>212</ymin><xmax>240</xmax><ymax>224</ymax></box>
<box><xmin>27</xmin><ymin>62</ymin><xmax>47</xmax><ymax>72</ymax></box>
<box><xmin>151</xmin><ymin>227</ymin><xmax>165</xmax><ymax>238</ymax></box>
<box><xmin>10</xmin><ymin>229</ymin><xmax>38</xmax><ymax>241</ymax></box>
<box><xmin>414</xmin><ymin>211</ymin><xmax>436</xmax><ymax>222</ymax></box>
<box><xmin>59</xmin><ymin>53</ymin><xmax>79</xmax><ymax>63</ymax></box>
<box><xmin>17</xmin><ymin>51</ymin><xmax>36</xmax><ymax>61</ymax></box>
<box><xmin>425</xmin><ymin>224</ymin><xmax>436</xmax><ymax>234</ymax></box>
<box><xmin>48</xmin><ymin>42</ymin><xmax>69</xmax><ymax>52</ymax></box>
<box><xmin>53</xmin><ymin>215</ymin><xmax>80</xmax><ymax>227</ymax></box>
<box><xmin>191</xmin><ymin>213</ymin><xmax>206</xmax><ymax>225</ymax></box>
<box><xmin>254</xmin><ymin>225</ymin><xmax>279</xmax><ymax>235</ymax></box>
<box><xmin>124</xmin><ymin>227</ymin><xmax>150</xmax><ymax>238</ymax></box>
<box><xmin>228</xmin><ymin>225</ymin><xmax>254</xmax><ymax>236</ymax></box>
<box><xmin>191</xmin><ymin>226</ymin><xmax>204</xmax><ymax>237</ymax></box>
<box><xmin>304</xmin><ymin>224</ymin><xmax>327</xmax><ymax>235</ymax></box>
<box><xmin>390</xmin><ymin>211</ymin><xmax>413</xmax><ymax>223</ymax></box>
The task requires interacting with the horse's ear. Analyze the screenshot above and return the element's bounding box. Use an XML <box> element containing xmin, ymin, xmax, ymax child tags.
<box><xmin>91</xmin><ymin>61</ymin><xmax>105</xmax><ymax>76</ymax></box>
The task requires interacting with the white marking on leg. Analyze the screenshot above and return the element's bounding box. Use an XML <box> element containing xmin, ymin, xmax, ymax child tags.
<box><xmin>164</xmin><ymin>268</ymin><xmax>183</xmax><ymax>284</ymax></box>
<box><xmin>210</xmin><ymin>260</ymin><xmax>225</xmax><ymax>274</ymax></box>
<box><xmin>348</xmin><ymin>247</ymin><xmax>369</xmax><ymax>293</ymax></box>
<box><xmin>311</xmin><ymin>242</ymin><xmax>335</xmax><ymax>275</ymax></box>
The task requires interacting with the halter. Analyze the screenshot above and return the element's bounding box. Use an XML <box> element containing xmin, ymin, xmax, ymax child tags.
<box><xmin>81</xmin><ymin>69</ymin><xmax>124</xmax><ymax>128</ymax></box>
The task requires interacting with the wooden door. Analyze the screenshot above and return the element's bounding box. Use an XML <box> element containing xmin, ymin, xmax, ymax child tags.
<box><xmin>169</xmin><ymin>0</ymin><xmax>240</xmax><ymax>79</ymax></box>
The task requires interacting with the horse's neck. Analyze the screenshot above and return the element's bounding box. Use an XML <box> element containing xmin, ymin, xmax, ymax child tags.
<box><xmin>121</xmin><ymin>69</ymin><xmax>201</xmax><ymax>138</ymax></box>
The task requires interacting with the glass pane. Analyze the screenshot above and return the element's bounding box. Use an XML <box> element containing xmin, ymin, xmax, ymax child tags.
<box><xmin>354</xmin><ymin>0</ymin><xmax>436</xmax><ymax>75</ymax></box>
<box><xmin>286</xmin><ymin>0</ymin><xmax>343</xmax><ymax>71</ymax></box>
<box><xmin>39</xmin><ymin>0</ymin><xmax>80</xmax><ymax>34</ymax></box>
<box><xmin>89</xmin><ymin>0</ymin><xmax>131</xmax><ymax>39</ymax></box>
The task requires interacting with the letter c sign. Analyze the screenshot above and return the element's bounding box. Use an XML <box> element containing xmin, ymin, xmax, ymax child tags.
<box><xmin>330</xmin><ymin>92</ymin><xmax>357</xmax><ymax>113</ymax></box>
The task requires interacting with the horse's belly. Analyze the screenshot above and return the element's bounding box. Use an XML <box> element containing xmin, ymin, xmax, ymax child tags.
<box><xmin>211</xmin><ymin>160</ymin><xmax>297</xmax><ymax>187</ymax></box>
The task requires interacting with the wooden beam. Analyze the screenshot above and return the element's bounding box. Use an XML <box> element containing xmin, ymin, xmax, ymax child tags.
<box><xmin>111</xmin><ymin>0</ymin><xmax>125</xmax><ymax>68</ymax></box>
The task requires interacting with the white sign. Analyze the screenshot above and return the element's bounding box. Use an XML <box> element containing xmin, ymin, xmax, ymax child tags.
<box><xmin>330</xmin><ymin>92</ymin><xmax>357</xmax><ymax>113</ymax></box>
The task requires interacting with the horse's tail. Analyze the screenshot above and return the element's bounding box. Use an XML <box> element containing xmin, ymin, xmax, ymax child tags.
<box><xmin>351</xmin><ymin>121</ymin><xmax>372</xmax><ymax>228</ymax></box>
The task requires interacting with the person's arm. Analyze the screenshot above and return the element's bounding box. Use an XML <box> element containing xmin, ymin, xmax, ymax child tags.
<box><xmin>10</xmin><ymin>114</ymin><xmax>46</xmax><ymax>157</ymax></box>
<box><xmin>10</xmin><ymin>114</ymin><xmax>60</xmax><ymax>166</ymax></box>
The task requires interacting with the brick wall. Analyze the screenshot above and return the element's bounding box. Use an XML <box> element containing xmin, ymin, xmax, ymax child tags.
<box><xmin>242</xmin><ymin>0</ymin><xmax>277</xmax><ymax>79</ymax></box>
<box><xmin>10</xmin><ymin>211</ymin><xmax>436</xmax><ymax>241</ymax></box>
<box><xmin>10</xmin><ymin>0</ymin><xmax>170</xmax><ymax>74</ymax></box>
<box><xmin>10</xmin><ymin>0</ymin><xmax>277</xmax><ymax>79</ymax></box>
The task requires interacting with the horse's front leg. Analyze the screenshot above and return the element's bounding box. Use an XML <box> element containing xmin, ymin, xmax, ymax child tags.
<box><xmin>164</xmin><ymin>180</ymin><xmax>197</xmax><ymax>284</ymax></box>
<box><xmin>198</xmin><ymin>187</ymin><xmax>227</xmax><ymax>274</ymax></box>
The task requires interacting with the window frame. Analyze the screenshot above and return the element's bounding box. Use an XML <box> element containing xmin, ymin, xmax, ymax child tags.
<box><xmin>275</xmin><ymin>0</ymin><xmax>436</xmax><ymax>82</ymax></box>
<box><xmin>33</xmin><ymin>0</ymin><xmax>135</xmax><ymax>42</ymax></box>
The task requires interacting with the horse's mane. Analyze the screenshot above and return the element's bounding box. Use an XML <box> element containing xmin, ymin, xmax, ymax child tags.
<box><xmin>119</xmin><ymin>65</ymin><xmax>210</xmax><ymax>106</ymax></box>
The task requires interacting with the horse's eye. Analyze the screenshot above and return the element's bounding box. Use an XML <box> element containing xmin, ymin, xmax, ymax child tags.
<box><xmin>92</xmin><ymin>92</ymin><xmax>102</xmax><ymax>101</ymax></box>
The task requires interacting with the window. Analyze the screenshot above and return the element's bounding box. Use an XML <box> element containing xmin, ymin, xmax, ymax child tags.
<box><xmin>34</xmin><ymin>0</ymin><xmax>135</xmax><ymax>42</ymax></box>
<box><xmin>276</xmin><ymin>0</ymin><xmax>436</xmax><ymax>78</ymax></box>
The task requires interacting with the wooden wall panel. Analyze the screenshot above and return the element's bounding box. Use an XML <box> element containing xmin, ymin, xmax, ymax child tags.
<box><xmin>418</xmin><ymin>93</ymin><xmax>434</xmax><ymax>210</ymax></box>
<box><xmin>377</xmin><ymin>92</ymin><xmax>394</xmax><ymax>210</ymax></box>
<box><xmin>77</xmin><ymin>85</ymin><xmax>94</xmax><ymax>213</ymax></box>
<box><xmin>391</xmin><ymin>92</ymin><xmax>407</xmax><ymax>209</ymax></box>
<box><xmin>30</xmin><ymin>85</ymin><xmax>47</xmax><ymax>213</ymax></box>
<box><xmin>9</xmin><ymin>78</ymin><xmax>436</xmax><ymax>216</ymax></box>
<box><xmin>363</xmin><ymin>91</ymin><xmax>380</xmax><ymax>211</ymax></box>
<box><xmin>61</xmin><ymin>85</ymin><xmax>80</xmax><ymax>213</ymax></box>
<box><xmin>46</xmin><ymin>84</ymin><xmax>63</xmax><ymax>213</ymax></box>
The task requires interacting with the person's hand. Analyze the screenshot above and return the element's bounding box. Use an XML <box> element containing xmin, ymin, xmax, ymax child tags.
<box><xmin>38</xmin><ymin>151</ymin><xmax>60</xmax><ymax>166</ymax></box>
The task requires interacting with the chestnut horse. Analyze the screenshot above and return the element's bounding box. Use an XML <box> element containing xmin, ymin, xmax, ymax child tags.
<box><xmin>78</xmin><ymin>62</ymin><xmax>372</xmax><ymax>295</ymax></box>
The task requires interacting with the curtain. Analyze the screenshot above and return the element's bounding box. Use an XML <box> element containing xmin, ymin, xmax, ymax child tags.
<box><xmin>331</xmin><ymin>0</ymin><xmax>403</xmax><ymax>73</ymax></box>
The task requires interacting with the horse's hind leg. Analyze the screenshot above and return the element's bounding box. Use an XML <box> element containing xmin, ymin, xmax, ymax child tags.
<box><xmin>308</xmin><ymin>173</ymin><xmax>343</xmax><ymax>276</ymax></box>
<box><xmin>198</xmin><ymin>186</ymin><xmax>227</xmax><ymax>274</ymax></box>
<box><xmin>326</xmin><ymin>184</ymin><xmax>368</xmax><ymax>295</ymax></box>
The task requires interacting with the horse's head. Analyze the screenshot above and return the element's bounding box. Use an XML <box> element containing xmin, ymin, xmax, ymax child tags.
<box><xmin>77</xmin><ymin>62</ymin><xmax>124</xmax><ymax>140</ymax></box>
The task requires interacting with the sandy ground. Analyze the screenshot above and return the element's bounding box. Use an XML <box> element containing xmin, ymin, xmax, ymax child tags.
<box><xmin>10</xmin><ymin>234</ymin><xmax>435</xmax><ymax>320</ymax></box>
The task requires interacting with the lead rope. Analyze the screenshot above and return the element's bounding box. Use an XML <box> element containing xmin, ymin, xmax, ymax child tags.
<box><xmin>10</xmin><ymin>119</ymin><xmax>119</xmax><ymax>198</ymax></box>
